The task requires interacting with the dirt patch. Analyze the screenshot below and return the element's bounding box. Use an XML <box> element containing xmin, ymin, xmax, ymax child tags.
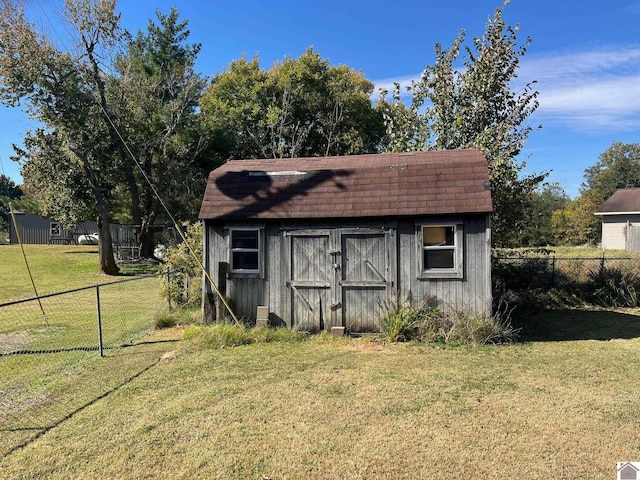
<box><xmin>0</xmin><ymin>331</ymin><xmax>34</xmax><ymax>354</ymax></box>
<box><xmin>341</xmin><ymin>339</ymin><xmax>395</xmax><ymax>354</ymax></box>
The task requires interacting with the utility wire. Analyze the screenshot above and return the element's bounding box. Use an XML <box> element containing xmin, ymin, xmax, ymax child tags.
<box><xmin>30</xmin><ymin>0</ymin><xmax>240</xmax><ymax>326</ymax></box>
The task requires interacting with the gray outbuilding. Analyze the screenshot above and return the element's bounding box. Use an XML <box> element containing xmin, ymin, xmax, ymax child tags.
<box><xmin>199</xmin><ymin>149</ymin><xmax>493</xmax><ymax>333</ymax></box>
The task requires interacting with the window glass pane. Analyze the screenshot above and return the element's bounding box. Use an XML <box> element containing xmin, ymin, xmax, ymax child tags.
<box><xmin>232</xmin><ymin>251</ymin><xmax>259</xmax><ymax>270</ymax></box>
<box><xmin>423</xmin><ymin>226</ymin><xmax>454</xmax><ymax>246</ymax></box>
<box><xmin>424</xmin><ymin>249</ymin><xmax>454</xmax><ymax>269</ymax></box>
<box><xmin>231</xmin><ymin>230</ymin><xmax>258</xmax><ymax>249</ymax></box>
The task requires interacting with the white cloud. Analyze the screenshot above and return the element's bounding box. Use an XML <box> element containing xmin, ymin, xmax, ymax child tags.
<box><xmin>372</xmin><ymin>75</ymin><xmax>418</xmax><ymax>100</ymax></box>
<box><xmin>521</xmin><ymin>46</ymin><xmax>640</xmax><ymax>131</ymax></box>
<box><xmin>372</xmin><ymin>45</ymin><xmax>640</xmax><ymax>132</ymax></box>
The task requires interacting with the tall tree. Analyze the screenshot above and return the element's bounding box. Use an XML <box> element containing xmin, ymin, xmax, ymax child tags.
<box><xmin>551</xmin><ymin>189</ymin><xmax>603</xmax><ymax>246</ymax></box>
<box><xmin>0</xmin><ymin>0</ymin><xmax>121</xmax><ymax>273</ymax></box>
<box><xmin>200</xmin><ymin>48</ymin><xmax>385</xmax><ymax>160</ymax></box>
<box><xmin>112</xmin><ymin>8</ymin><xmax>214</xmax><ymax>257</ymax></box>
<box><xmin>377</xmin><ymin>2</ymin><xmax>545</xmax><ymax>247</ymax></box>
<box><xmin>0</xmin><ymin>2</ymin><xmax>212</xmax><ymax>267</ymax></box>
<box><xmin>581</xmin><ymin>142</ymin><xmax>640</xmax><ymax>200</ymax></box>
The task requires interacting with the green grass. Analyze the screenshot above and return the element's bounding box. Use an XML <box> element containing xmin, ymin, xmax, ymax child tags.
<box><xmin>1</xmin><ymin>336</ymin><xmax>640</xmax><ymax>478</ymax></box>
<box><xmin>0</xmin><ymin>244</ymin><xmax>106</xmax><ymax>302</ymax></box>
<box><xmin>2</xmin><ymin>246</ymin><xmax>640</xmax><ymax>478</ymax></box>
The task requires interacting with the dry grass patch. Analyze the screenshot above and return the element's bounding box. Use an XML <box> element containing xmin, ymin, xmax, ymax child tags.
<box><xmin>1</xmin><ymin>334</ymin><xmax>640</xmax><ymax>479</ymax></box>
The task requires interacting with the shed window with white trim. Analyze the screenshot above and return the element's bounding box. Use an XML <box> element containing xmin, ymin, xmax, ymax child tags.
<box><xmin>229</xmin><ymin>228</ymin><xmax>263</xmax><ymax>275</ymax></box>
<box><xmin>418</xmin><ymin>224</ymin><xmax>463</xmax><ymax>279</ymax></box>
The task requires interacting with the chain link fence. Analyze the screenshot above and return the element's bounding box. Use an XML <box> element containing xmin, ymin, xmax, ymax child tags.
<box><xmin>0</xmin><ymin>274</ymin><xmax>173</xmax><ymax>457</ymax></box>
<box><xmin>492</xmin><ymin>253</ymin><xmax>640</xmax><ymax>290</ymax></box>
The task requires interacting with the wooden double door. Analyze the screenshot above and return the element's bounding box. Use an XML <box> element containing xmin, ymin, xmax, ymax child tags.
<box><xmin>284</xmin><ymin>227</ymin><xmax>396</xmax><ymax>332</ymax></box>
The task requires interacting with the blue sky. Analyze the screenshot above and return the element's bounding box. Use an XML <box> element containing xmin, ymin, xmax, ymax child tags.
<box><xmin>1</xmin><ymin>0</ymin><xmax>639</xmax><ymax>198</ymax></box>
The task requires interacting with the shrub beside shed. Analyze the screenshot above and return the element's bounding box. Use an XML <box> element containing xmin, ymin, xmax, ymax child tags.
<box><xmin>199</xmin><ymin>149</ymin><xmax>493</xmax><ymax>333</ymax></box>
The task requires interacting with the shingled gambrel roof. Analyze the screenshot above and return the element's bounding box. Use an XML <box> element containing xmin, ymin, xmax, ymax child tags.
<box><xmin>199</xmin><ymin>149</ymin><xmax>492</xmax><ymax>221</ymax></box>
<box><xmin>595</xmin><ymin>188</ymin><xmax>640</xmax><ymax>215</ymax></box>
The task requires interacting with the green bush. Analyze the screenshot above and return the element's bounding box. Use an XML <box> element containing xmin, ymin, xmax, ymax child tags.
<box><xmin>377</xmin><ymin>295</ymin><xmax>439</xmax><ymax>342</ymax></box>
<box><xmin>160</xmin><ymin>222</ymin><xmax>202</xmax><ymax>308</ymax></box>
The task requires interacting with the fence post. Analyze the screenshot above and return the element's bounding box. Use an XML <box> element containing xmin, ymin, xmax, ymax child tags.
<box><xmin>166</xmin><ymin>268</ymin><xmax>172</xmax><ymax>313</ymax></box>
<box><xmin>551</xmin><ymin>255</ymin><xmax>556</xmax><ymax>287</ymax></box>
<box><xmin>96</xmin><ymin>285</ymin><xmax>104</xmax><ymax>357</ymax></box>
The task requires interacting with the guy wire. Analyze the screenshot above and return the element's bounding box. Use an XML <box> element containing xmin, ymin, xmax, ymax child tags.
<box><xmin>9</xmin><ymin>202</ymin><xmax>50</xmax><ymax>327</ymax></box>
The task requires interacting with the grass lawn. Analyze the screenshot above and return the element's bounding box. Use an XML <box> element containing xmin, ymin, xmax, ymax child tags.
<box><xmin>1</xmin><ymin>245</ymin><xmax>640</xmax><ymax>478</ymax></box>
<box><xmin>1</xmin><ymin>334</ymin><xmax>640</xmax><ymax>479</ymax></box>
<box><xmin>0</xmin><ymin>244</ymin><xmax>116</xmax><ymax>302</ymax></box>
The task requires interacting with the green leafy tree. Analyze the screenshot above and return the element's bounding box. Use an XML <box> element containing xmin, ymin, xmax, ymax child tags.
<box><xmin>520</xmin><ymin>182</ymin><xmax>570</xmax><ymax>246</ymax></box>
<box><xmin>200</xmin><ymin>48</ymin><xmax>385</xmax><ymax>160</ymax></box>
<box><xmin>0</xmin><ymin>0</ymin><xmax>122</xmax><ymax>273</ymax></box>
<box><xmin>0</xmin><ymin>174</ymin><xmax>21</xmax><ymax>199</ymax></box>
<box><xmin>582</xmin><ymin>142</ymin><xmax>640</xmax><ymax>201</ymax></box>
<box><xmin>161</xmin><ymin>221</ymin><xmax>202</xmax><ymax>307</ymax></box>
<box><xmin>551</xmin><ymin>189</ymin><xmax>603</xmax><ymax>246</ymax></box>
<box><xmin>111</xmin><ymin>8</ymin><xmax>215</xmax><ymax>257</ymax></box>
<box><xmin>377</xmin><ymin>2</ymin><xmax>545</xmax><ymax>247</ymax></box>
<box><xmin>0</xmin><ymin>173</ymin><xmax>23</xmax><ymax>239</ymax></box>
<box><xmin>0</xmin><ymin>2</ymin><xmax>212</xmax><ymax>268</ymax></box>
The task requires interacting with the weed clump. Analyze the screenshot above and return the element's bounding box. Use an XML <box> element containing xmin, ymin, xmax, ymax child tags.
<box><xmin>153</xmin><ymin>308</ymin><xmax>199</xmax><ymax>329</ymax></box>
<box><xmin>378</xmin><ymin>294</ymin><xmax>518</xmax><ymax>345</ymax></box>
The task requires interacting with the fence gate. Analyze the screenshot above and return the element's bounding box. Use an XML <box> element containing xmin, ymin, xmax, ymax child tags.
<box><xmin>285</xmin><ymin>227</ymin><xmax>395</xmax><ymax>332</ymax></box>
<box><xmin>626</xmin><ymin>225</ymin><xmax>640</xmax><ymax>252</ymax></box>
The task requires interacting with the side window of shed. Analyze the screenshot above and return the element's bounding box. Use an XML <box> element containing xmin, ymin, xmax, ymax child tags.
<box><xmin>417</xmin><ymin>224</ymin><xmax>463</xmax><ymax>279</ymax></box>
<box><xmin>229</xmin><ymin>228</ymin><xmax>264</xmax><ymax>277</ymax></box>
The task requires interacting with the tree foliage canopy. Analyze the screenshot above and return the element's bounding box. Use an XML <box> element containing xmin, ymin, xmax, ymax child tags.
<box><xmin>376</xmin><ymin>2</ymin><xmax>545</xmax><ymax>247</ymax></box>
<box><xmin>582</xmin><ymin>142</ymin><xmax>640</xmax><ymax>200</ymax></box>
<box><xmin>200</xmin><ymin>47</ymin><xmax>385</xmax><ymax>160</ymax></box>
<box><xmin>519</xmin><ymin>182</ymin><xmax>570</xmax><ymax>246</ymax></box>
<box><xmin>0</xmin><ymin>1</ymin><xmax>213</xmax><ymax>267</ymax></box>
<box><xmin>0</xmin><ymin>0</ymin><xmax>123</xmax><ymax>272</ymax></box>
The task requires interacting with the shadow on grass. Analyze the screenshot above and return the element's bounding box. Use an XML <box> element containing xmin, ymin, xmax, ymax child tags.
<box><xmin>513</xmin><ymin>309</ymin><xmax>640</xmax><ymax>342</ymax></box>
<box><xmin>1</xmin><ymin>356</ymin><xmax>162</xmax><ymax>458</ymax></box>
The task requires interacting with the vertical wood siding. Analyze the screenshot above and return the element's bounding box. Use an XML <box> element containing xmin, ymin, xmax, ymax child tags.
<box><xmin>203</xmin><ymin>215</ymin><xmax>492</xmax><ymax>329</ymax></box>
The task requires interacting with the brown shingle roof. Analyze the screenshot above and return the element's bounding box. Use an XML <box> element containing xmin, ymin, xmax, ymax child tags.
<box><xmin>199</xmin><ymin>149</ymin><xmax>492</xmax><ymax>220</ymax></box>
<box><xmin>596</xmin><ymin>188</ymin><xmax>640</xmax><ymax>214</ymax></box>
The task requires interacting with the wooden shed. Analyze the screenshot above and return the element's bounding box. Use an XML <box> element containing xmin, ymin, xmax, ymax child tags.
<box><xmin>199</xmin><ymin>149</ymin><xmax>493</xmax><ymax>332</ymax></box>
